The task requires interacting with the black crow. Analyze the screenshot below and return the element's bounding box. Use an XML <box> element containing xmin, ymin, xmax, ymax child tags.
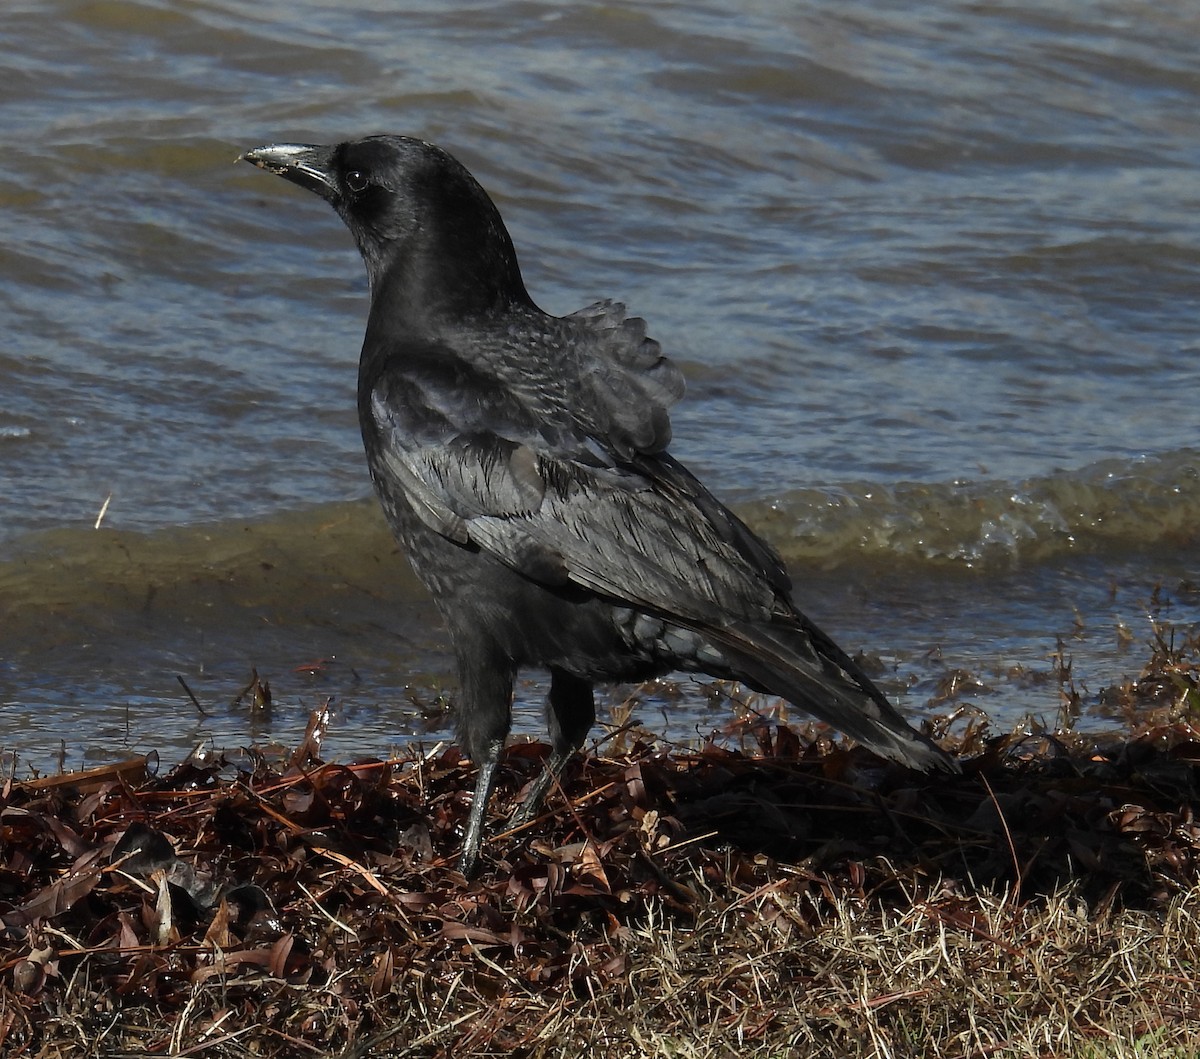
<box><xmin>240</xmin><ymin>136</ymin><xmax>956</xmax><ymax>875</ymax></box>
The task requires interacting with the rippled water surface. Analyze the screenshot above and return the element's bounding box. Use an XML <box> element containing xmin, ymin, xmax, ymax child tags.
<box><xmin>1</xmin><ymin>0</ymin><xmax>1198</xmax><ymax>771</ymax></box>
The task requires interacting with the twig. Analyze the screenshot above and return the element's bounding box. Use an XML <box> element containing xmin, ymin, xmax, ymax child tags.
<box><xmin>297</xmin><ymin>881</ymin><xmax>359</xmax><ymax>938</ymax></box>
<box><xmin>981</xmin><ymin>772</ymin><xmax>1022</xmax><ymax>899</ymax></box>
<box><xmin>176</xmin><ymin>675</ymin><xmax>210</xmax><ymax>718</ymax></box>
<box><xmin>94</xmin><ymin>492</ymin><xmax>112</xmax><ymax>529</ymax></box>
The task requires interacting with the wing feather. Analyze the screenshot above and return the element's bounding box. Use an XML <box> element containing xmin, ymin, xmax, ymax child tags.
<box><xmin>368</xmin><ymin>384</ymin><xmax>778</xmax><ymax>623</ymax></box>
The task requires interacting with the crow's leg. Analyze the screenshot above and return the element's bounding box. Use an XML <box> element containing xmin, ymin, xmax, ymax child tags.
<box><xmin>454</xmin><ymin>641</ymin><xmax>516</xmax><ymax>877</ymax></box>
<box><xmin>512</xmin><ymin>667</ymin><xmax>595</xmax><ymax>827</ymax></box>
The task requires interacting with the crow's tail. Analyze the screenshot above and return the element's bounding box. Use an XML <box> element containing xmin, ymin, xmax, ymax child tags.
<box><xmin>708</xmin><ymin>616</ymin><xmax>959</xmax><ymax>773</ymax></box>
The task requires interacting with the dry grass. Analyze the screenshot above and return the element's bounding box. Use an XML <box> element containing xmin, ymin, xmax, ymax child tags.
<box><xmin>18</xmin><ymin>877</ymin><xmax>1194</xmax><ymax>1058</ymax></box>
<box><xmin>600</xmin><ymin>883</ymin><xmax>1200</xmax><ymax>1059</ymax></box>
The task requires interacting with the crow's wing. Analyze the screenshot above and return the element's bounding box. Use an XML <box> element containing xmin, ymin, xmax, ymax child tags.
<box><xmin>368</xmin><ymin>375</ymin><xmax>782</xmax><ymax>625</ymax></box>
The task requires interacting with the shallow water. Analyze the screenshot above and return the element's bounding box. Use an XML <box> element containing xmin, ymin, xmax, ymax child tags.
<box><xmin>1</xmin><ymin>0</ymin><xmax>1198</xmax><ymax>773</ymax></box>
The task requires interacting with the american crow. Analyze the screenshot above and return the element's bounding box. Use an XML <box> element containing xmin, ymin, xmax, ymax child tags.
<box><xmin>241</xmin><ymin>136</ymin><xmax>956</xmax><ymax>875</ymax></box>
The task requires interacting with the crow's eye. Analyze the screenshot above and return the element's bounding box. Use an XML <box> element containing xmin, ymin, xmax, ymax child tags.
<box><xmin>345</xmin><ymin>170</ymin><xmax>369</xmax><ymax>193</ymax></box>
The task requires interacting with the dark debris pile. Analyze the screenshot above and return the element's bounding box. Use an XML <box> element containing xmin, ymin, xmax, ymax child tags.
<box><xmin>0</xmin><ymin>625</ymin><xmax>1197</xmax><ymax>1056</ymax></box>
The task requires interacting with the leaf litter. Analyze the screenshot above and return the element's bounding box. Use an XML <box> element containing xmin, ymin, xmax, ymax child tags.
<box><xmin>0</xmin><ymin>615</ymin><xmax>1198</xmax><ymax>1057</ymax></box>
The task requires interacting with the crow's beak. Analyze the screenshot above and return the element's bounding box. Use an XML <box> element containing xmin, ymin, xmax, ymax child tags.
<box><xmin>239</xmin><ymin>143</ymin><xmax>338</xmax><ymax>202</ymax></box>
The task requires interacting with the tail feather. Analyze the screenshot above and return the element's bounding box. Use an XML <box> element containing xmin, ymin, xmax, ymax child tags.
<box><xmin>708</xmin><ymin>618</ymin><xmax>959</xmax><ymax>773</ymax></box>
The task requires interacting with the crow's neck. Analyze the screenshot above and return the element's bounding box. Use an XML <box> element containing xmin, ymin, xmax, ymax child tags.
<box><xmin>357</xmin><ymin>238</ymin><xmax>537</xmax><ymax>385</ymax></box>
<box><xmin>360</xmin><ymin>210</ymin><xmax>532</xmax><ymax>317</ymax></box>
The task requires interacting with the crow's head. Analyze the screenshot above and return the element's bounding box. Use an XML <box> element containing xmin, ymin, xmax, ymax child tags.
<box><xmin>241</xmin><ymin>135</ymin><xmax>528</xmax><ymax>312</ymax></box>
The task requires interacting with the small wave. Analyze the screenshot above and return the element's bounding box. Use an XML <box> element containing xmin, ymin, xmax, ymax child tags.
<box><xmin>1</xmin><ymin>451</ymin><xmax>1195</xmax><ymax>634</ymax></box>
<box><xmin>0</xmin><ymin>499</ymin><xmax>418</xmax><ymax>636</ymax></box>
<box><xmin>749</xmin><ymin>450</ymin><xmax>1199</xmax><ymax>570</ymax></box>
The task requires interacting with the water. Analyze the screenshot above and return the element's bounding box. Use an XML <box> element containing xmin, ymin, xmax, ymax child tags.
<box><xmin>1</xmin><ymin>0</ymin><xmax>1198</xmax><ymax>774</ymax></box>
